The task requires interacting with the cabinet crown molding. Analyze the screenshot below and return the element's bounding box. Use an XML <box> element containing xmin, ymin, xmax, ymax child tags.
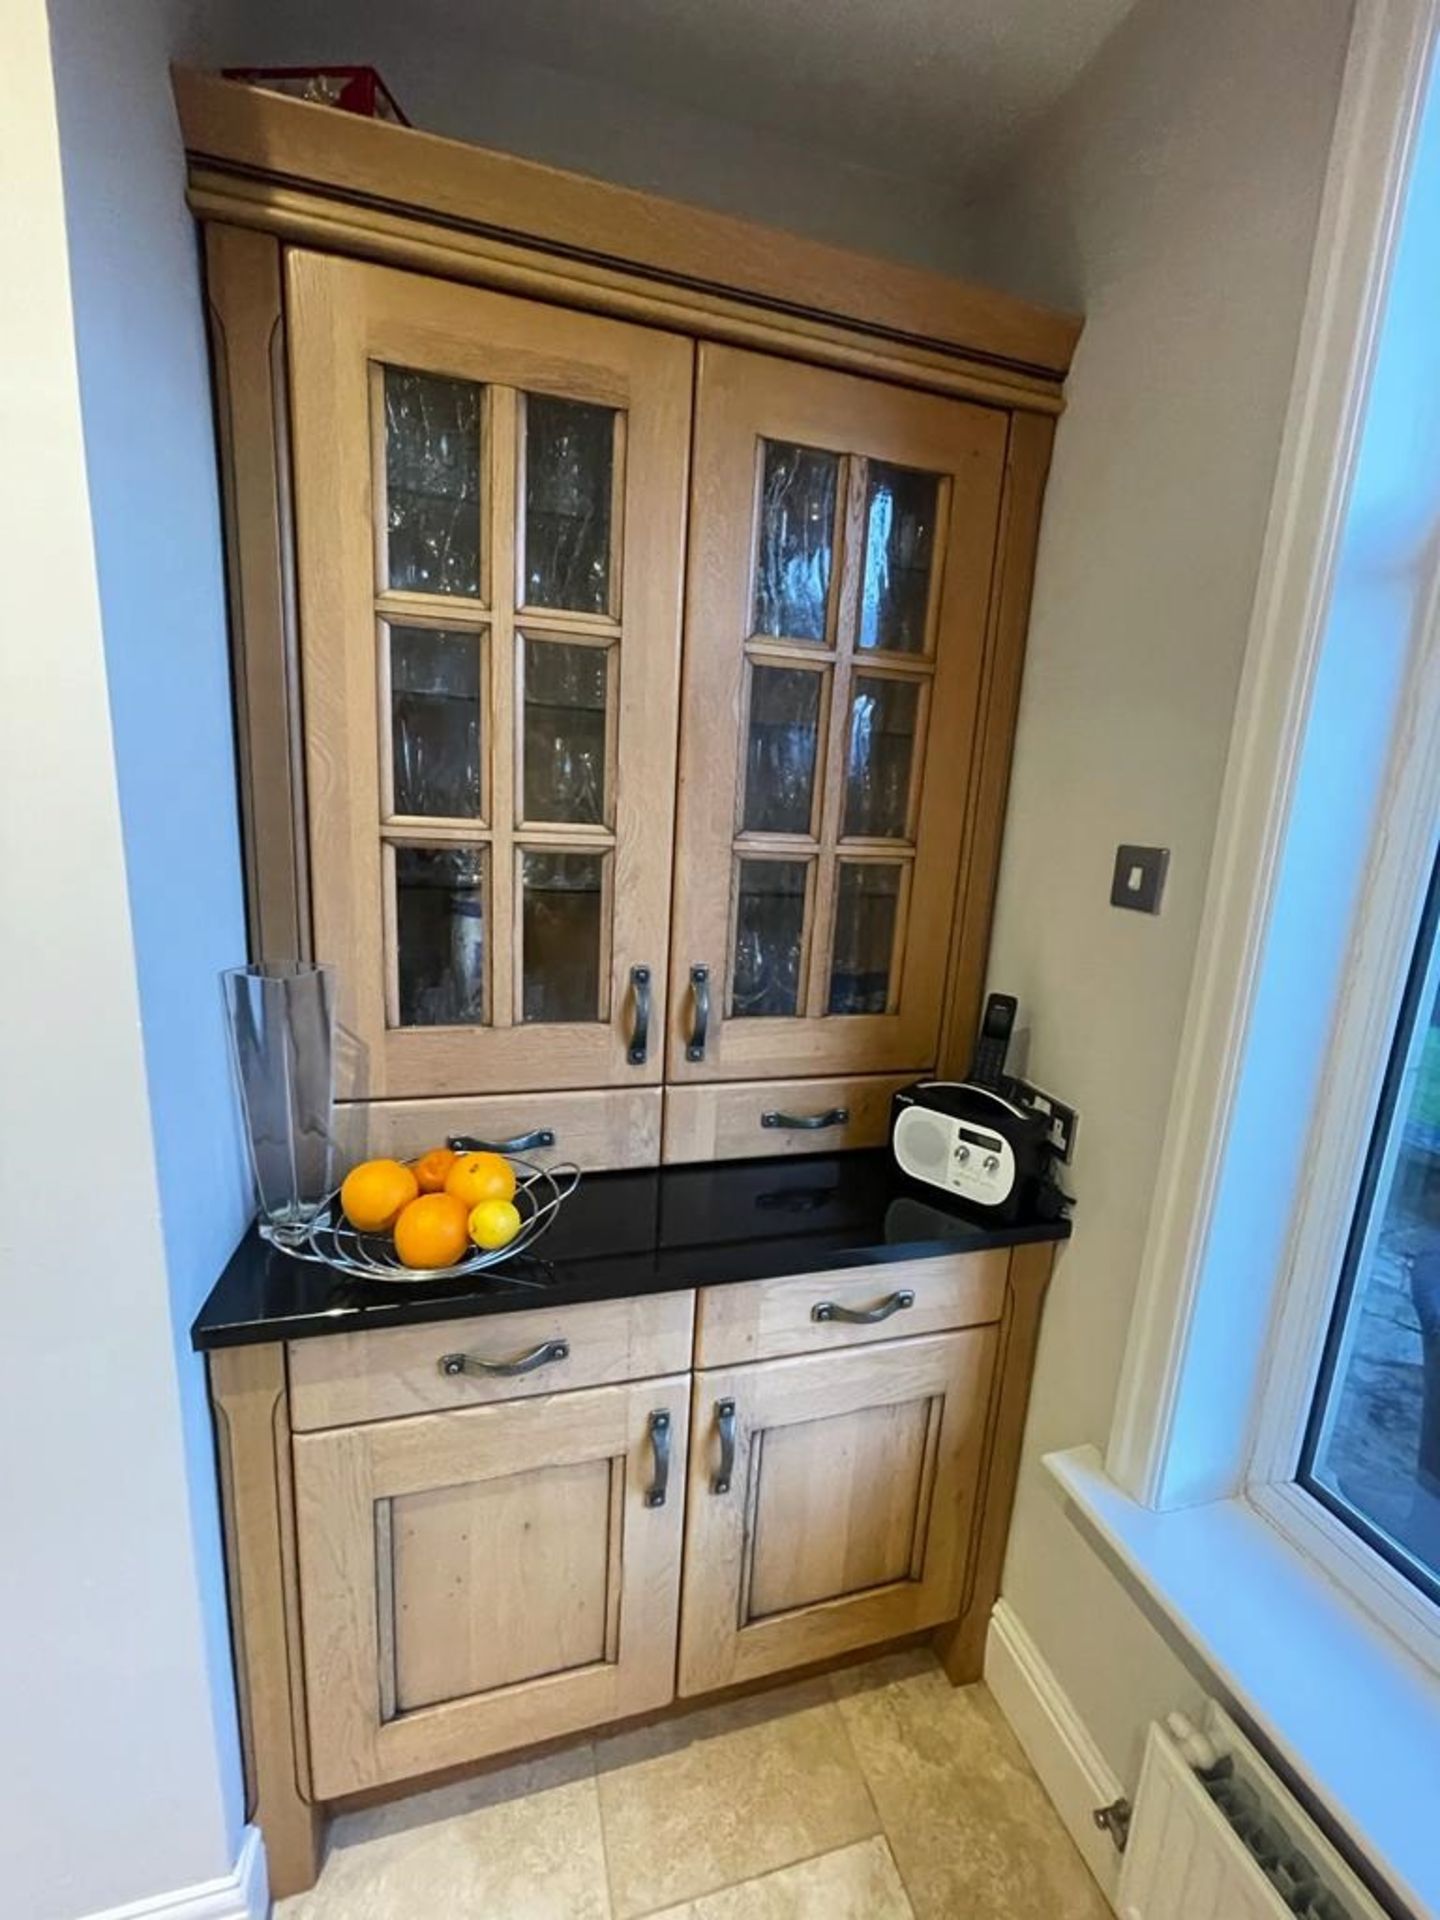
<box><xmin>171</xmin><ymin>66</ymin><xmax>1080</xmax><ymax>410</ymax></box>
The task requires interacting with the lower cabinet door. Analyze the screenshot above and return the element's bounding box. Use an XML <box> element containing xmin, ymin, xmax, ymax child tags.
<box><xmin>678</xmin><ymin>1331</ymin><xmax>997</xmax><ymax>1696</ymax></box>
<box><xmin>294</xmin><ymin>1377</ymin><xmax>689</xmax><ymax>1796</ymax></box>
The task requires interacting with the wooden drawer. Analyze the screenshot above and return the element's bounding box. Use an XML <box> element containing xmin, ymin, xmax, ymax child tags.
<box><xmin>335</xmin><ymin>1087</ymin><xmax>662</xmax><ymax>1173</ymax></box>
<box><xmin>663</xmin><ymin>1074</ymin><xmax>915</xmax><ymax>1164</ymax></box>
<box><xmin>289</xmin><ymin>1291</ymin><xmax>695</xmax><ymax>1431</ymax></box>
<box><xmin>694</xmin><ymin>1252</ymin><xmax>1006</xmax><ymax>1368</ymax></box>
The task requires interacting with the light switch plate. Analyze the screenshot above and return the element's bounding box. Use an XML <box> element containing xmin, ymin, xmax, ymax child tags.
<box><xmin>1110</xmin><ymin>844</ymin><xmax>1169</xmax><ymax>914</ymax></box>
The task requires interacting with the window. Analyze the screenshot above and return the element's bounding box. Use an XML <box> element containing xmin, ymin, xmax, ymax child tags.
<box><xmin>1300</xmin><ymin>850</ymin><xmax>1440</xmax><ymax>1606</ymax></box>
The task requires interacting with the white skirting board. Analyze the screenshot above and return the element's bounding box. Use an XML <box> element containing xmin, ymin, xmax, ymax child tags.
<box><xmin>81</xmin><ymin>1827</ymin><xmax>268</xmax><ymax>1920</ymax></box>
<box><xmin>984</xmin><ymin>1599</ymin><xmax>1124</xmax><ymax>1905</ymax></box>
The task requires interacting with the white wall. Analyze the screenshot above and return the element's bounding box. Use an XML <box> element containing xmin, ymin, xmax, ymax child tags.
<box><xmin>224</xmin><ymin>0</ymin><xmax>979</xmax><ymax>275</ymax></box>
<box><xmin>968</xmin><ymin>0</ymin><xmax>1355</xmax><ymax>1783</ymax></box>
<box><xmin>0</xmin><ymin>2</ymin><xmax>244</xmax><ymax>1913</ymax></box>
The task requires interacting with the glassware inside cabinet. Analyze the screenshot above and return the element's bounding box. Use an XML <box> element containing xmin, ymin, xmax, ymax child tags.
<box><xmin>522</xmin><ymin>638</ymin><xmax>609</xmax><ymax>826</ymax></box>
<box><xmin>523</xmin><ymin>395</ymin><xmax>617</xmax><ymax>615</ymax></box>
<box><xmin>383</xmin><ymin>368</ymin><xmax>483</xmax><ymax>597</ymax></box>
<box><xmin>751</xmin><ymin>441</ymin><xmax>839</xmax><ymax>643</ymax></box>
<box><xmin>742</xmin><ymin>664</ymin><xmax>824</xmax><ymax>835</ymax></box>
<box><xmin>393</xmin><ymin>844</ymin><xmax>488</xmax><ymax>1026</ymax></box>
<box><xmin>732</xmin><ymin>858</ymin><xmax>809</xmax><ymax>1017</ymax></box>
<box><xmin>520</xmin><ymin>851</ymin><xmax>605</xmax><ymax>1023</ymax></box>
<box><xmin>388</xmin><ymin>625</ymin><xmax>483</xmax><ymax>818</ymax></box>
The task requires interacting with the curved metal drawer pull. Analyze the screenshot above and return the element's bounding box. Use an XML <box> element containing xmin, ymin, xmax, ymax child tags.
<box><xmin>645</xmin><ymin>1408</ymin><xmax>671</xmax><ymax>1508</ymax></box>
<box><xmin>439</xmin><ymin>1339</ymin><xmax>570</xmax><ymax>1378</ymax></box>
<box><xmin>448</xmin><ymin>1129</ymin><xmax>556</xmax><ymax>1154</ymax></box>
<box><xmin>812</xmin><ymin>1289</ymin><xmax>915</xmax><ymax>1326</ymax></box>
<box><xmin>711</xmin><ymin>1397</ymin><xmax>736</xmax><ymax>1495</ymax></box>
<box><xmin>761</xmin><ymin>1107</ymin><xmax>850</xmax><ymax>1131</ymax></box>
<box><xmin>628</xmin><ymin>964</ymin><xmax>652</xmax><ymax>1066</ymax></box>
<box><xmin>687</xmin><ymin>964</ymin><xmax>710</xmax><ymax>1063</ymax></box>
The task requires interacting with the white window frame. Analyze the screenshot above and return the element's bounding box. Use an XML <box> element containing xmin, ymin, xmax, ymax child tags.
<box><xmin>1247</xmin><ymin>625</ymin><xmax>1440</xmax><ymax>1675</ymax></box>
<box><xmin>1101</xmin><ymin>0</ymin><xmax>1440</xmax><ymax>1682</ymax></box>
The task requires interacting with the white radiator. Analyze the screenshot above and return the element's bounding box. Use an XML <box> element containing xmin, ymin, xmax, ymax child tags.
<box><xmin>1116</xmin><ymin>1701</ymin><xmax>1389</xmax><ymax>1920</ymax></box>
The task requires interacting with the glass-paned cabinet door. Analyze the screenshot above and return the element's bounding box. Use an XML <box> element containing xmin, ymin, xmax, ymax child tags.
<box><xmin>286</xmin><ymin>252</ymin><xmax>691</xmax><ymax>1098</ymax></box>
<box><xmin>668</xmin><ymin>344</ymin><xmax>1008</xmax><ymax>1083</ymax></box>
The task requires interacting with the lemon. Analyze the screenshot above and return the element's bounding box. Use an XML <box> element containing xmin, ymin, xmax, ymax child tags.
<box><xmin>468</xmin><ymin>1197</ymin><xmax>522</xmax><ymax>1251</ymax></box>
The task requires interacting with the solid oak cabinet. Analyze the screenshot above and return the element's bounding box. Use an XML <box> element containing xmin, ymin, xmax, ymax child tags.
<box><xmin>208</xmin><ymin>1242</ymin><xmax>1060</xmax><ymax>1895</ymax></box>
<box><xmin>678</xmin><ymin>1329</ymin><xmax>999</xmax><ymax>1696</ymax></box>
<box><xmin>293</xmin><ymin>1376</ymin><xmax>689</xmax><ymax>1796</ymax></box>
<box><xmin>185</xmin><ymin>69</ymin><xmax>1074</xmax><ymax>1168</ymax></box>
<box><xmin>288</xmin><ymin>251</ymin><xmax>691</xmax><ymax>1105</ymax></box>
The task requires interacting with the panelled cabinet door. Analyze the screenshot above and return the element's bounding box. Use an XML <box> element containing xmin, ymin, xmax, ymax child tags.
<box><xmin>678</xmin><ymin>1330</ymin><xmax>998</xmax><ymax>1696</ymax></box>
<box><xmin>286</xmin><ymin>251</ymin><xmax>692</xmax><ymax>1098</ymax></box>
<box><xmin>668</xmin><ymin>344</ymin><xmax>1008</xmax><ymax>1082</ymax></box>
<box><xmin>293</xmin><ymin>1376</ymin><xmax>688</xmax><ymax>1797</ymax></box>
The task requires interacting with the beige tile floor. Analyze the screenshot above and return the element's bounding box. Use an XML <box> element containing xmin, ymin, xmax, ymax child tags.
<box><xmin>277</xmin><ymin>1649</ymin><xmax>1111</xmax><ymax>1920</ymax></box>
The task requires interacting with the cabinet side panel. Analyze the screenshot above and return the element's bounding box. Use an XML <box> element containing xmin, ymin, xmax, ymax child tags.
<box><xmin>940</xmin><ymin>411</ymin><xmax>1055</xmax><ymax>1073</ymax></box>
<box><xmin>204</xmin><ymin>224</ymin><xmax>309</xmax><ymax>963</ymax></box>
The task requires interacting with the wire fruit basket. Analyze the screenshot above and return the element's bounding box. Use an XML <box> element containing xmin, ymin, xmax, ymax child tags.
<box><xmin>294</xmin><ymin>1154</ymin><xmax>580</xmax><ymax>1285</ymax></box>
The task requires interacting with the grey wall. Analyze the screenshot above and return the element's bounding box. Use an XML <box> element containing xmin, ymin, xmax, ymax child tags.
<box><xmin>34</xmin><ymin>0</ymin><xmax>253</xmax><ymax>1901</ymax></box>
<box><xmin>219</xmin><ymin>0</ymin><xmax>983</xmax><ymax>275</ymax></box>
<box><xmin>967</xmin><ymin>0</ymin><xmax>1354</xmax><ymax>1780</ymax></box>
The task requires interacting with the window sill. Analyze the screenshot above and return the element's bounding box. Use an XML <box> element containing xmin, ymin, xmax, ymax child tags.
<box><xmin>1045</xmin><ymin>1444</ymin><xmax>1440</xmax><ymax>1920</ymax></box>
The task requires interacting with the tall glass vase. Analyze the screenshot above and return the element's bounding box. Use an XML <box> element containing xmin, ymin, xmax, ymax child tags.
<box><xmin>221</xmin><ymin>962</ymin><xmax>338</xmax><ymax>1247</ymax></box>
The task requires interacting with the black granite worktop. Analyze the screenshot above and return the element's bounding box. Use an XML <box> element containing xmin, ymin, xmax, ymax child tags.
<box><xmin>190</xmin><ymin>1149</ymin><xmax>1070</xmax><ymax>1351</ymax></box>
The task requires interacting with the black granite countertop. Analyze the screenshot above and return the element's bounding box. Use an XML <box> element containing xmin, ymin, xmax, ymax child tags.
<box><xmin>190</xmin><ymin>1149</ymin><xmax>1071</xmax><ymax>1350</ymax></box>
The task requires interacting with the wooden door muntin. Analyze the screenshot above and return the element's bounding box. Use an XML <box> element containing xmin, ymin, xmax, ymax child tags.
<box><xmin>293</xmin><ymin>1375</ymin><xmax>688</xmax><ymax>1796</ymax></box>
<box><xmin>678</xmin><ymin>1329</ymin><xmax>997</xmax><ymax>1695</ymax></box>
<box><xmin>287</xmin><ymin>251</ymin><xmax>691</xmax><ymax>1098</ymax></box>
<box><xmin>668</xmin><ymin>344</ymin><xmax>1008</xmax><ymax>1082</ymax></box>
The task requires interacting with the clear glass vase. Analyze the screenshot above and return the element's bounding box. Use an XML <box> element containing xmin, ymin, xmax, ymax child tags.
<box><xmin>221</xmin><ymin>962</ymin><xmax>338</xmax><ymax>1247</ymax></box>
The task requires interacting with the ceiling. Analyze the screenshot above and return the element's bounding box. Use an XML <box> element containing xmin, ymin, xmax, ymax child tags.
<box><xmin>401</xmin><ymin>0</ymin><xmax>1139</xmax><ymax>189</ymax></box>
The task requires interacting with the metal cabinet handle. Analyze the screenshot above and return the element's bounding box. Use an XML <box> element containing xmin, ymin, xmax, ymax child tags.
<box><xmin>761</xmin><ymin>1107</ymin><xmax>850</xmax><ymax>1131</ymax></box>
<box><xmin>628</xmin><ymin>964</ymin><xmax>652</xmax><ymax>1066</ymax></box>
<box><xmin>711</xmin><ymin>1396</ymin><xmax>736</xmax><ymax>1495</ymax></box>
<box><xmin>645</xmin><ymin>1408</ymin><xmax>671</xmax><ymax>1508</ymax></box>
<box><xmin>448</xmin><ymin>1128</ymin><xmax>556</xmax><ymax>1153</ymax></box>
<box><xmin>687</xmin><ymin>964</ymin><xmax>710</xmax><ymax>1062</ymax></box>
<box><xmin>812</xmin><ymin>1289</ymin><xmax>915</xmax><ymax>1325</ymax></box>
<box><xmin>439</xmin><ymin>1339</ymin><xmax>570</xmax><ymax>1378</ymax></box>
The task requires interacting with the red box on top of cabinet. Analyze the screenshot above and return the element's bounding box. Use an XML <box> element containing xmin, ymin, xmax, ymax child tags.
<box><xmin>222</xmin><ymin>66</ymin><xmax>409</xmax><ymax>125</ymax></box>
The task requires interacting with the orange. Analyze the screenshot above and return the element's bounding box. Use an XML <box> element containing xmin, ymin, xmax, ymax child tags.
<box><xmin>411</xmin><ymin>1145</ymin><xmax>458</xmax><ymax>1194</ymax></box>
<box><xmin>468</xmin><ymin>1197</ymin><xmax>522</xmax><ymax>1252</ymax></box>
<box><xmin>340</xmin><ymin>1158</ymin><xmax>419</xmax><ymax>1233</ymax></box>
<box><xmin>393</xmin><ymin>1192</ymin><xmax>471</xmax><ymax>1270</ymax></box>
<box><xmin>445</xmin><ymin>1150</ymin><xmax>517</xmax><ymax>1209</ymax></box>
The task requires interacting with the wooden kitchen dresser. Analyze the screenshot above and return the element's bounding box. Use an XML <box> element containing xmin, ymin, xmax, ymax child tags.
<box><xmin>177</xmin><ymin>67</ymin><xmax>1077</xmax><ymax>1169</ymax></box>
<box><xmin>200</xmin><ymin>1200</ymin><xmax>1064</xmax><ymax>1895</ymax></box>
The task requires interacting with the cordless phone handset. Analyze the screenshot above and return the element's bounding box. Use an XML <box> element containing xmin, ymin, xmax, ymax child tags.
<box><xmin>969</xmin><ymin>992</ymin><xmax>1017</xmax><ymax>1089</ymax></box>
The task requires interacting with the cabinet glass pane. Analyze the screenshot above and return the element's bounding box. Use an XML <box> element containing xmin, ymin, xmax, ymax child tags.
<box><xmin>522</xmin><ymin>639</ymin><xmax>608</xmax><ymax>825</ymax></box>
<box><xmin>524</xmin><ymin>396</ymin><xmax>616</xmax><ymax>614</ymax></box>
<box><xmin>752</xmin><ymin>441</ymin><xmax>839</xmax><ymax>642</ymax></box>
<box><xmin>383</xmin><ymin>368</ymin><xmax>482</xmax><ymax>597</ymax></box>
<box><xmin>829</xmin><ymin>862</ymin><xmax>902</xmax><ymax>1015</ymax></box>
<box><xmin>858</xmin><ymin>462</ymin><xmax>940</xmax><ymax>655</ymax></box>
<box><xmin>389</xmin><ymin>626</ymin><xmax>482</xmax><ymax>818</ymax></box>
<box><xmin>394</xmin><ymin>845</ymin><xmax>487</xmax><ymax>1027</ymax></box>
<box><xmin>843</xmin><ymin>676</ymin><xmax>920</xmax><ymax>840</ymax></box>
<box><xmin>742</xmin><ymin>666</ymin><xmax>823</xmax><ymax>835</ymax></box>
<box><xmin>732</xmin><ymin>859</ymin><xmax>808</xmax><ymax>1018</ymax></box>
<box><xmin>521</xmin><ymin>851</ymin><xmax>603</xmax><ymax>1023</ymax></box>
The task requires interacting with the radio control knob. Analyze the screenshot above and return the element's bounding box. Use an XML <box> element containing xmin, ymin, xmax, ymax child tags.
<box><xmin>956</xmin><ymin>1145</ymin><xmax>970</xmax><ymax>1164</ymax></box>
<box><xmin>983</xmin><ymin>1153</ymin><xmax>1000</xmax><ymax>1173</ymax></box>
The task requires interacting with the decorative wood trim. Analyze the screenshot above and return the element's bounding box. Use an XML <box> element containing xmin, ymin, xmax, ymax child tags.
<box><xmin>933</xmin><ymin>1238</ymin><xmax>1058</xmax><ymax>1683</ymax></box>
<box><xmin>204</xmin><ymin>224</ymin><xmax>310</xmax><ymax>962</ymax></box>
<box><xmin>938</xmin><ymin>411</ymin><xmax>1055</xmax><ymax>1075</ymax></box>
<box><xmin>1104</xmin><ymin>0</ymin><xmax>1440</xmax><ymax>1506</ymax></box>
<box><xmin>208</xmin><ymin>1344</ymin><xmax>322</xmax><ymax>1899</ymax></box>
<box><xmin>173</xmin><ymin>68</ymin><xmax>1079</xmax><ymax>395</ymax></box>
